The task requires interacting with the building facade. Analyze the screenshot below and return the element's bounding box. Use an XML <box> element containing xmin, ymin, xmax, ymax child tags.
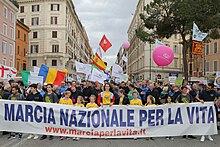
<box><xmin>15</xmin><ymin>20</ymin><xmax>30</xmax><ymax>75</ymax></box>
<box><xmin>16</xmin><ymin>0</ymin><xmax>92</xmax><ymax>78</ymax></box>
<box><xmin>0</xmin><ymin>0</ymin><xmax>18</xmax><ymax>67</ymax></box>
<box><xmin>127</xmin><ymin>0</ymin><xmax>183</xmax><ymax>82</ymax></box>
<box><xmin>204</xmin><ymin>39</ymin><xmax>220</xmax><ymax>79</ymax></box>
<box><xmin>116</xmin><ymin>47</ymin><xmax>127</xmax><ymax>74</ymax></box>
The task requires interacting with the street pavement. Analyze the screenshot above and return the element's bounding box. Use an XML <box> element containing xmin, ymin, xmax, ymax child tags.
<box><xmin>0</xmin><ymin>132</ymin><xmax>219</xmax><ymax>147</ymax></box>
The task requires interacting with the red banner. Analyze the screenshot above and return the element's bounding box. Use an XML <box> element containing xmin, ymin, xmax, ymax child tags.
<box><xmin>192</xmin><ymin>41</ymin><xmax>204</xmax><ymax>55</ymax></box>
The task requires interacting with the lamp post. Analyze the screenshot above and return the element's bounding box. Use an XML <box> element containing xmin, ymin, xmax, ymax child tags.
<box><xmin>149</xmin><ymin>43</ymin><xmax>152</xmax><ymax>80</ymax></box>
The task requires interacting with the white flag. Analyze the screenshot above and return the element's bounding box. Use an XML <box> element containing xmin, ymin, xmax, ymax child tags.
<box><xmin>28</xmin><ymin>75</ymin><xmax>43</xmax><ymax>85</ymax></box>
<box><xmin>193</xmin><ymin>23</ymin><xmax>208</xmax><ymax>42</ymax></box>
<box><xmin>112</xmin><ymin>64</ymin><xmax>123</xmax><ymax>78</ymax></box>
<box><xmin>76</xmin><ymin>75</ymin><xmax>81</xmax><ymax>83</ymax></box>
<box><xmin>88</xmin><ymin>68</ymin><xmax>106</xmax><ymax>84</ymax></box>
<box><xmin>155</xmin><ymin>39</ymin><xmax>165</xmax><ymax>47</ymax></box>
<box><xmin>0</xmin><ymin>64</ymin><xmax>17</xmax><ymax>79</ymax></box>
<box><xmin>75</xmin><ymin>61</ymin><xmax>91</xmax><ymax>74</ymax></box>
<box><xmin>96</xmin><ymin>47</ymin><xmax>102</xmax><ymax>58</ymax></box>
<box><xmin>122</xmin><ymin>55</ymin><xmax>128</xmax><ymax>62</ymax></box>
<box><xmin>34</xmin><ymin>66</ymin><xmax>40</xmax><ymax>74</ymax></box>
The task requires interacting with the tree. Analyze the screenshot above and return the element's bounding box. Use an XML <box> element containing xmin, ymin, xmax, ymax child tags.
<box><xmin>136</xmin><ymin>0</ymin><xmax>220</xmax><ymax>81</ymax></box>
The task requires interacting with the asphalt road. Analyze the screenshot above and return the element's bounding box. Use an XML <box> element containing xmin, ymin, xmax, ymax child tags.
<box><xmin>0</xmin><ymin>132</ymin><xmax>219</xmax><ymax>147</ymax></box>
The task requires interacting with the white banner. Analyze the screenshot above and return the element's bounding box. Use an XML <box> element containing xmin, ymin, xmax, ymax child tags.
<box><xmin>169</xmin><ymin>76</ymin><xmax>177</xmax><ymax>85</ymax></box>
<box><xmin>0</xmin><ymin>100</ymin><xmax>217</xmax><ymax>138</ymax></box>
<box><xmin>28</xmin><ymin>75</ymin><xmax>43</xmax><ymax>85</ymax></box>
<box><xmin>193</xmin><ymin>23</ymin><xmax>208</xmax><ymax>42</ymax></box>
<box><xmin>0</xmin><ymin>64</ymin><xmax>17</xmax><ymax>79</ymax></box>
<box><xmin>34</xmin><ymin>66</ymin><xmax>40</xmax><ymax>74</ymax></box>
<box><xmin>75</xmin><ymin>61</ymin><xmax>91</xmax><ymax>74</ymax></box>
<box><xmin>88</xmin><ymin>68</ymin><xmax>106</xmax><ymax>84</ymax></box>
<box><xmin>112</xmin><ymin>64</ymin><xmax>123</xmax><ymax>78</ymax></box>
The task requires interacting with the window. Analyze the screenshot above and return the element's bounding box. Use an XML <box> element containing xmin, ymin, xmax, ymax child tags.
<box><xmin>24</xmin><ymin>48</ymin><xmax>26</xmax><ymax>56</ymax></box>
<box><xmin>32</xmin><ymin>60</ymin><xmax>37</xmax><ymax>66</ymax></box>
<box><xmin>3</xmin><ymin>58</ymin><xmax>6</xmax><ymax>65</ymax></box>
<box><xmin>206</xmin><ymin>44</ymin><xmax>209</xmax><ymax>55</ymax></box>
<box><xmin>23</xmin><ymin>63</ymin><xmax>26</xmax><ymax>70</ymax></box>
<box><xmin>32</xmin><ymin>5</ymin><xmax>40</xmax><ymax>12</ymax></box>
<box><xmin>10</xmin><ymin>60</ymin><xmax>13</xmax><ymax>67</ymax></box>
<box><xmin>51</xmin><ymin>4</ymin><xmax>60</xmax><ymax>11</ymax></box>
<box><xmin>24</xmin><ymin>34</ymin><xmax>26</xmax><ymax>41</ymax></box>
<box><xmin>2</xmin><ymin>41</ymin><xmax>7</xmax><ymax>54</ymax></box>
<box><xmin>214</xmin><ymin>42</ymin><xmax>218</xmax><ymax>53</ymax></box>
<box><xmin>20</xmin><ymin>18</ymin><xmax>24</xmax><ymax>23</ymax></box>
<box><xmin>174</xmin><ymin>59</ymin><xmax>178</xmax><ymax>67</ymax></box>
<box><xmin>9</xmin><ymin>44</ymin><xmax>13</xmax><ymax>55</ymax></box>
<box><xmin>20</xmin><ymin>6</ymin><xmax>24</xmax><ymax>13</ymax></box>
<box><xmin>33</xmin><ymin>32</ymin><xmax>38</xmax><ymax>38</ymax></box>
<box><xmin>52</xmin><ymin>60</ymin><xmax>57</xmax><ymax>66</ymax></box>
<box><xmin>17</xmin><ymin>46</ymin><xmax>20</xmax><ymax>54</ymax></box>
<box><xmin>52</xmin><ymin>45</ymin><xmax>59</xmax><ymax>52</ymax></box>
<box><xmin>174</xmin><ymin>45</ymin><xmax>178</xmax><ymax>54</ymax></box>
<box><xmin>18</xmin><ymin>30</ymin><xmax>20</xmax><ymax>38</ymax></box>
<box><xmin>10</xmin><ymin>12</ymin><xmax>14</xmax><ymax>23</ymax></box>
<box><xmin>10</xmin><ymin>28</ymin><xmax>14</xmax><ymax>39</ymax></box>
<box><xmin>51</xmin><ymin>16</ymin><xmax>58</xmax><ymax>24</ymax></box>
<box><xmin>3</xmin><ymin>7</ymin><xmax>7</xmax><ymax>18</ymax></box>
<box><xmin>32</xmin><ymin>17</ymin><xmax>39</xmax><ymax>25</ymax></box>
<box><xmin>214</xmin><ymin>61</ymin><xmax>218</xmax><ymax>72</ymax></box>
<box><xmin>31</xmin><ymin>45</ymin><xmax>39</xmax><ymax>53</ymax></box>
<box><xmin>3</xmin><ymin>24</ymin><xmax>7</xmax><ymax>36</ymax></box>
<box><xmin>17</xmin><ymin>61</ymin><xmax>19</xmax><ymax>70</ymax></box>
<box><xmin>205</xmin><ymin>61</ymin><xmax>210</xmax><ymax>72</ymax></box>
<box><xmin>52</xmin><ymin>31</ymin><xmax>57</xmax><ymax>38</ymax></box>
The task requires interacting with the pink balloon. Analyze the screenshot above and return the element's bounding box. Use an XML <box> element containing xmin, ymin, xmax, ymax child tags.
<box><xmin>122</xmin><ymin>41</ymin><xmax>130</xmax><ymax>49</ymax></box>
<box><xmin>152</xmin><ymin>46</ymin><xmax>174</xmax><ymax>66</ymax></box>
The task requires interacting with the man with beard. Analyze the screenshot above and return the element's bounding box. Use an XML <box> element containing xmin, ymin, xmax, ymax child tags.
<box><xmin>145</xmin><ymin>84</ymin><xmax>160</xmax><ymax>105</ymax></box>
<box><xmin>8</xmin><ymin>86</ymin><xmax>25</xmax><ymax>139</ymax></box>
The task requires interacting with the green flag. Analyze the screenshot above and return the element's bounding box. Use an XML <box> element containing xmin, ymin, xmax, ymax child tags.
<box><xmin>21</xmin><ymin>70</ymin><xmax>30</xmax><ymax>86</ymax></box>
<box><xmin>175</xmin><ymin>78</ymin><xmax>183</xmax><ymax>86</ymax></box>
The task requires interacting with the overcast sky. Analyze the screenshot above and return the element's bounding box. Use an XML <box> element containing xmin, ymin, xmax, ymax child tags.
<box><xmin>73</xmin><ymin>0</ymin><xmax>138</xmax><ymax>68</ymax></box>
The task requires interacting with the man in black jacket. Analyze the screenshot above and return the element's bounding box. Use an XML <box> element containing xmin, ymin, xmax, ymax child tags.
<box><xmin>70</xmin><ymin>86</ymin><xmax>83</xmax><ymax>104</ymax></box>
<box><xmin>1</xmin><ymin>83</ymin><xmax>11</xmax><ymax>100</ymax></box>
<box><xmin>145</xmin><ymin>84</ymin><xmax>160</xmax><ymax>105</ymax></box>
<box><xmin>172</xmin><ymin>85</ymin><xmax>181</xmax><ymax>102</ymax></box>
<box><xmin>26</xmin><ymin>84</ymin><xmax>43</xmax><ymax>102</ymax></box>
<box><xmin>26</xmin><ymin>84</ymin><xmax>43</xmax><ymax>140</ymax></box>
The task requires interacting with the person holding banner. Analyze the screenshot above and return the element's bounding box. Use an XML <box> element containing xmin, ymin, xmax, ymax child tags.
<box><xmin>40</xmin><ymin>84</ymin><xmax>59</xmax><ymax>140</ymax></box>
<box><xmin>198</xmin><ymin>83</ymin><xmax>218</xmax><ymax>142</ymax></box>
<box><xmin>86</xmin><ymin>95</ymin><xmax>99</xmax><ymax>108</ymax></box>
<box><xmin>26</xmin><ymin>84</ymin><xmax>43</xmax><ymax>140</ymax></box>
<box><xmin>97</xmin><ymin>83</ymin><xmax>115</xmax><ymax>106</ymax></box>
<box><xmin>59</xmin><ymin>91</ymin><xmax>73</xmax><ymax>140</ymax></box>
<box><xmin>8</xmin><ymin>86</ymin><xmax>25</xmax><ymax>140</ymax></box>
<box><xmin>176</xmin><ymin>86</ymin><xmax>196</xmax><ymax>140</ymax></box>
<box><xmin>115</xmin><ymin>89</ymin><xmax>129</xmax><ymax>105</ymax></box>
<box><xmin>130</xmin><ymin>91</ymin><xmax>143</xmax><ymax>106</ymax></box>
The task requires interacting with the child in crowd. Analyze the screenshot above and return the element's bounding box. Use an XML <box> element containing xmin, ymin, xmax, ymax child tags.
<box><xmin>86</xmin><ymin>95</ymin><xmax>99</xmax><ymax>108</ymax></box>
<box><xmin>72</xmin><ymin>96</ymin><xmax>84</xmax><ymax>141</ymax></box>
<box><xmin>130</xmin><ymin>91</ymin><xmax>143</xmax><ymax>106</ymax></box>
<box><xmin>74</xmin><ymin>96</ymin><xmax>84</xmax><ymax>107</ymax></box>
<box><xmin>129</xmin><ymin>91</ymin><xmax>142</xmax><ymax>140</ymax></box>
<box><xmin>59</xmin><ymin>91</ymin><xmax>73</xmax><ymax>140</ymax></box>
<box><xmin>145</xmin><ymin>95</ymin><xmax>156</xmax><ymax>106</ymax></box>
<box><xmin>116</xmin><ymin>89</ymin><xmax>129</xmax><ymax>105</ymax></box>
<box><xmin>166</xmin><ymin>96</ymin><xmax>174</xmax><ymax>140</ymax></box>
<box><xmin>145</xmin><ymin>95</ymin><xmax>155</xmax><ymax>140</ymax></box>
<box><xmin>59</xmin><ymin>91</ymin><xmax>73</xmax><ymax>106</ymax></box>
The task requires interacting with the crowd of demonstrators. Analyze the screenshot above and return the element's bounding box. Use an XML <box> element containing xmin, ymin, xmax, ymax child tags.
<box><xmin>0</xmin><ymin>79</ymin><xmax>220</xmax><ymax>142</ymax></box>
